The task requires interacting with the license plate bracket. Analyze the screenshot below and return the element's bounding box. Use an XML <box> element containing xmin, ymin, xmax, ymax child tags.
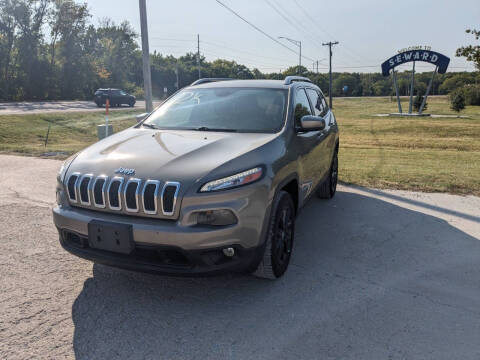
<box><xmin>88</xmin><ymin>220</ymin><xmax>134</xmax><ymax>254</ymax></box>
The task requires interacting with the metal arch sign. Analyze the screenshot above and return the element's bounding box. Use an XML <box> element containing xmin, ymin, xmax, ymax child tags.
<box><xmin>381</xmin><ymin>50</ymin><xmax>450</xmax><ymax>76</ymax></box>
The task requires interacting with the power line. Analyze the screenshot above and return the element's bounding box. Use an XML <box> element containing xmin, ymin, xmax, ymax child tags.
<box><xmin>215</xmin><ymin>0</ymin><xmax>315</xmax><ymax>62</ymax></box>
<box><xmin>263</xmin><ymin>0</ymin><xmax>325</xmax><ymax>55</ymax></box>
<box><xmin>291</xmin><ymin>0</ymin><xmax>379</xmax><ymax>64</ymax></box>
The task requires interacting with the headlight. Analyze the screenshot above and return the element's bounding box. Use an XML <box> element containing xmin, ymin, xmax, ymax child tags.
<box><xmin>200</xmin><ymin>167</ymin><xmax>263</xmax><ymax>192</ymax></box>
<box><xmin>57</xmin><ymin>155</ymin><xmax>77</xmax><ymax>184</ymax></box>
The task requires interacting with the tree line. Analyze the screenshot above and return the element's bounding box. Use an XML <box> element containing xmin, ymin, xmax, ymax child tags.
<box><xmin>1</xmin><ymin>0</ymin><xmax>479</xmax><ymax>102</ymax></box>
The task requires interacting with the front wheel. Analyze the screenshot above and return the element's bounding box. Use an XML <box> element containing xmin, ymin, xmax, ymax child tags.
<box><xmin>253</xmin><ymin>191</ymin><xmax>295</xmax><ymax>279</ymax></box>
<box><xmin>317</xmin><ymin>150</ymin><xmax>338</xmax><ymax>199</ymax></box>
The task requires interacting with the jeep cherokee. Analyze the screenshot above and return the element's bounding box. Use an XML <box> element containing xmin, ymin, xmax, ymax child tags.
<box><xmin>53</xmin><ymin>76</ymin><xmax>339</xmax><ymax>279</ymax></box>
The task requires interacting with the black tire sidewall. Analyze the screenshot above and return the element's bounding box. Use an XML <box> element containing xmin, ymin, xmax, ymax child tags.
<box><xmin>269</xmin><ymin>191</ymin><xmax>295</xmax><ymax>278</ymax></box>
<box><xmin>330</xmin><ymin>152</ymin><xmax>338</xmax><ymax>197</ymax></box>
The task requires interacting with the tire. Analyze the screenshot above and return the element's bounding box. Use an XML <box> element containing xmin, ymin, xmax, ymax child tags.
<box><xmin>253</xmin><ymin>190</ymin><xmax>295</xmax><ymax>279</ymax></box>
<box><xmin>317</xmin><ymin>150</ymin><xmax>338</xmax><ymax>199</ymax></box>
<box><xmin>95</xmin><ymin>102</ymin><xmax>102</xmax><ymax>108</ymax></box>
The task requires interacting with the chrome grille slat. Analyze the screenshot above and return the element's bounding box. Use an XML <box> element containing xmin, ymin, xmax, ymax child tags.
<box><xmin>66</xmin><ymin>173</ymin><xmax>180</xmax><ymax>218</ymax></box>
<box><xmin>107</xmin><ymin>177</ymin><xmax>124</xmax><ymax>210</ymax></box>
<box><xmin>93</xmin><ymin>175</ymin><xmax>108</xmax><ymax>208</ymax></box>
<box><xmin>161</xmin><ymin>181</ymin><xmax>180</xmax><ymax>216</ymax></box>
<box><xmin>143</xmin><ymin>180</ymin><xmax>160</xmax><ymax>215</ymax></box>
<box><xmin>124</xmin><ymin>178</ymin><xmax>141</xmax><ymax>213</ymax></box>
<box><xmin>67</xmin><ymin>172</ymin><xmax>80</xmax><ymax>203</ymax></box>
<box><xmin>78</xmin><ymin>174</ymin><xmax>93</xmax><ymax>205</ymax></box>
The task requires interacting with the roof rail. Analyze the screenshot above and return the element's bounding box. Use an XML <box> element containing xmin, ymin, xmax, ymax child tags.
<box><xmin>190</xmin><ymin>78</ymin><xmax>234</xmax><ymax>86</ymax></box>
<box><xmin>284</xmin><ymin>76</ymin><xmax>312</xmax><ymax>85</ymax></box>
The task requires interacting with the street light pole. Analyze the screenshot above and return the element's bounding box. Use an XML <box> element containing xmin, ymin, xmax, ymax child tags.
<box><xmin>139</xmin><ymin>0</ymin><xmax>153</xmax><ymax>113</ymax></box>
<box><xmin>278</xmin><ymin>36</ymin><xmax>302</xmax><ymax>74</ymax></box>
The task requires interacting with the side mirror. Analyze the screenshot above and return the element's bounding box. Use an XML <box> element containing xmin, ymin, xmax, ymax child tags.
<box><xmin>300</xmin><ymin>115</ymin><xmax>325</xmax><ymax>131</ymax></box>
<box><xmin>136</xmin><ymin>112</ymin><xmax>149</xmax><ymax>123</ymax></box>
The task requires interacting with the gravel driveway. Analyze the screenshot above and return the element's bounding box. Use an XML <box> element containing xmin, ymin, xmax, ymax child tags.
<box><xmin>1</xmin><ymin>154</ymin><xmax>479</xmax><ymax>359</ymax></box>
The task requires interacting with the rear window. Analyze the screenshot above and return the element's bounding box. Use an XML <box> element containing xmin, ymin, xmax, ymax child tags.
<box><xmin>144</xmin><ymin>87</ymin><xmax>288</xmax><ymax>133</ymax></box>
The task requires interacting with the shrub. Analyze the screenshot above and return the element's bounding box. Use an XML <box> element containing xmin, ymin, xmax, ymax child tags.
<box><xmin>450</xmin><ymin>89</ymin><xmax>466</xmax><ymax>112</ymax></box>
<box><xmin>463</xmin><ymin>84</ymin><xmax>480</xmax><ymax>106</ymax></box>
<box><xmin>413</xmin><ymin>93</ymin><xmax>427</xmax><ymax>112</ymax></box>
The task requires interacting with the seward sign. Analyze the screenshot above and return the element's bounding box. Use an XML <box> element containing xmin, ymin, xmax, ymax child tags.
<box><xmin>381</xmin><ymin>49</ymin><xmax>450</xmax><ymax>76</ymax></box>
<box><xmin>381</xmin><ymin>47</ymin><xmax>450</xmax><ymax>115</ymax></box>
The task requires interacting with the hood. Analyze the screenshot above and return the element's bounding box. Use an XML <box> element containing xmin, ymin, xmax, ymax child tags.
<box><xmin>68</xmin><ymin>127</ymin><xmax>278</xmax><ymax>191</ymax></box>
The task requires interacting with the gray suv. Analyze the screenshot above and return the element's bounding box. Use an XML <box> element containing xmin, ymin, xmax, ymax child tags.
<box><xmin>53</xmin><ymin>76</ymin><xmax>339</xmax><ymax>279</ymax></box>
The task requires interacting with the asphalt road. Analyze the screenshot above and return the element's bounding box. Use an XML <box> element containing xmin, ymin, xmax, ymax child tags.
<box><xmin>1</xmin><ymin>154</ymin><xmax>479</xmax><ymax>360</ymax></box>
<box><xmin>0</xmin><ymin>100</ymin><xmax>163</xmax><ymax>115</ymax></box>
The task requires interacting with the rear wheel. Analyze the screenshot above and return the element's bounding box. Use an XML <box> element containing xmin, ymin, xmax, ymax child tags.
<box><xmin>129</xmin><ymin>100</ymin><xmax>135</xmax><ymax>107</ymax></box>
<box><xmin>316</xmin><ymin>150</ymin><xmax>338</xmax><ymax>199</ymax></box>
<box><xmin>253</xmin><ymin>191</ymin><xmax>295</xmax><ymax>279</ymax></box>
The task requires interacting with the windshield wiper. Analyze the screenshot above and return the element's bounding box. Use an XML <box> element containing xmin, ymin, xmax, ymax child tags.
<box><xmin>142</xmin><ymin>123</ymin><xmax>159</xmax><ymax>129</ymax></box>
<box><xmin>194</xmin><ymin>126</ymin><xmax>237</xmax><ymax>132</ymax></box>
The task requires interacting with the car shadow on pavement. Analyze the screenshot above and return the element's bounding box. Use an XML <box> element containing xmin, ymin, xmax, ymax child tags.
<box><xmin>71</xmin><ymin>190</ymin><xmax>480</xmax><ymax>360</ymax></box>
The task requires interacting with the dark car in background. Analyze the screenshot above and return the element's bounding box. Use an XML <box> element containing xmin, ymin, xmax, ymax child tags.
<box><xmin>94</xmin><ymin>88</ymin><xmax>136</xmax><ymax>107</ymax></box>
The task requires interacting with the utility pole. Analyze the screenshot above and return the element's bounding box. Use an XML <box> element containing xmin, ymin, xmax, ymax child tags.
<box><xmin>322</xmin><ymin>41</ymin><xmax>339</xmax><ymax>109</ymax></box>
<box><xmin>197</xmin><ymin>34</ymin><xmax>201</xmax><ymax>79</ymax></box>
<box><xmin>316</xmin><ymin>60</ymin><xmax>319</xmax><ymax>74</ymax></box>
<box><xmin>139</xmin><ymin>0</ymin><xmax>153</xmax><ymax>113</ymax></box>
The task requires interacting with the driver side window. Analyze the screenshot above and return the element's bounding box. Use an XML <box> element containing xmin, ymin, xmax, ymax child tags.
<box><xmin>306</xmin><ymin>88</ymin><xmax>328</xmax><ymax>117</ymax></box>
<box><xmin>294</xmin><ymin>88</ymin><xmax>312</xmax><ymax>128</ymax></box>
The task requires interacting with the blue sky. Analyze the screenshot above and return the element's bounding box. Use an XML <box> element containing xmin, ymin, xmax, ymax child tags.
<box><xmin>84</xmin><ymin>0</ymin><xmax>479</xmax><ymax>73</ymax></box>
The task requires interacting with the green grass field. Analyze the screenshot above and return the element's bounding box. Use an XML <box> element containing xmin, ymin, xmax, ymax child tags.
<box><xmin>335</xmin><ymin>96</ymin><xmax>480</xmax><ymax>196</ymax></box>
<box><xmin>0</xmin><ymin>109</ymin><xmax>142</xmax><ymax>156</ymax></box>
<box><xmin>0</xmin><ymin>96</ymin><xmax>479</xmax><ymax>195</ymax></box>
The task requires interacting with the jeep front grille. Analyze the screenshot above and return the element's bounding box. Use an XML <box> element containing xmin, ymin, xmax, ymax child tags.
<box><xmin>65</xmin><ymin>174</ymin><xmax>181</xmax><ymax>218</ymax></box>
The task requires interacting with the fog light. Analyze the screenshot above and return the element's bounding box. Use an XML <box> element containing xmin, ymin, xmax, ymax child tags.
<box><xmin>196</xmin><ymin>209</ymin><xmax>237</xmax><ymax>226</ymax></box>
<box><xmin>223</xmin><ymin>247</ymin><xmax>235</xmax><ymax>257</ymax></box>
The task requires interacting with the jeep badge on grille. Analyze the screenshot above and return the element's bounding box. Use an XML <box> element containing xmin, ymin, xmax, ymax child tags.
<box><xmin>114</xmin><ymin>167</ymin><xmax>136</xmax><ymax>176</ymax></box>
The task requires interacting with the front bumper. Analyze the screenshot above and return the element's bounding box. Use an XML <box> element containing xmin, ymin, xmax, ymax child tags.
<box><xmin>58</xmin><ymin>228</ymin><xmax>261</xmax><ymax>275</ymax></box>
<box><xmin>52</xmin><ymin>181</ymin><xmax>271</xmax><ymax>274</ymax></box>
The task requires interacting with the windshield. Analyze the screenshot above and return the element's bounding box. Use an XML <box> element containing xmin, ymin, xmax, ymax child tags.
<box><xmin>143</xmin><ymin>87</ymin><xmax>288</xmax><ymax>133</ymax></box>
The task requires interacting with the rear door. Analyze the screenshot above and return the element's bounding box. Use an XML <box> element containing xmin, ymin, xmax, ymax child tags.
<box><xmin>293</xmin><ymin>88</ymin><xmax>327</xmax><ymax>201</ymax></box>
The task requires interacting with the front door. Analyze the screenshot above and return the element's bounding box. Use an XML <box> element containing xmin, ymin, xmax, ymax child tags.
<box><xmin>293</xmin><ymin>88</ymin><xmax>328</xmax><ymax>202</ymax></box>
<box><xmin>305</xmin><ymin>88</ymin><xmax>334</xmax><ymax>178</ymax></box>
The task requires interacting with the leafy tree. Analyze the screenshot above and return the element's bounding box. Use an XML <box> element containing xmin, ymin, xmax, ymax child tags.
<box><xmin>456</xmin><ymin>29</ymin><xmax>480</xmax><ymax>70</ymax></box>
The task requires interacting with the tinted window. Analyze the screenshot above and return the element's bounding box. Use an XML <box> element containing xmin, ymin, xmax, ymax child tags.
<box><xmin>305</xmin><ymin>89</ymin><xmax>323</xmax><ymax>117</ymax></box>
<box><xmin>294</xmin><ymin>88</ymin><xmax>312</xmax><ymax>127</ymax></box>
<box><xmin>144</xmin><ymin>87</ymin><xmax>288</xmax><ymax>133</ymax></box>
